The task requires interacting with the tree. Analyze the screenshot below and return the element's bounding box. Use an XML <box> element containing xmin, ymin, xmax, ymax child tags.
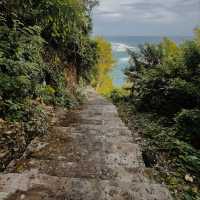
<box><xmin>0</xmin><ymin>0</ymin><xmax>99</xmax><ymax>120</ymax></box>
<box><xmin>195</xmin><ymin>28</ymin><xmax>200</xmax><ymax>45</ymax></box>
<box><xmin>126</xmin><ymin>35</ymin><xmax>200</xmax><ymax>115</ymax></box>
<box><xmin>83</xmin><ymin>0</ymin><xmax>99</xmax><ymax>14</ymax></box>
<box><xmin>92</xmin><ymin>37</ymin><xmax>115</xmax><ymax>95</ymax></box>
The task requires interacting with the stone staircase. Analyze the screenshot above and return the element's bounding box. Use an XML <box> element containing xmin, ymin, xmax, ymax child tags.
<box><xmin>0</xmin><ymin>88</ymin><xmax>172</xmax><ymax>200</ymax></box>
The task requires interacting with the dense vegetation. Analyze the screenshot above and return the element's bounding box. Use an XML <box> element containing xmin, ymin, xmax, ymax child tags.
<box><xmin>0</xmin><ymin>0</ymin><xmax>101</xmax><ymax>120</ymax></box>
<box><xmin>0</xmin><ymin>0</ymin><xmax>99</xmax><ymax>170</ymax></box>
<box><xmin>92</xmin><ymin>36</ymin><xmax>115</xmax><ymax>95</ymax></box>
<box><xmin>126</xmin><ymin>30</ymin><xmax>200</xmax><ymax>148</ymax></box>
<box><xmin>111</xmin><ymin>29</ymin><xmax>200</xmax><ymax>199</ymax></box>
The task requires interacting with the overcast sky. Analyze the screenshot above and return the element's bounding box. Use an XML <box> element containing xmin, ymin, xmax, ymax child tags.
<box><xmin>92</xmin><ymin>0</ymin><xmax>200</xmax><ymax>36</ymax></box>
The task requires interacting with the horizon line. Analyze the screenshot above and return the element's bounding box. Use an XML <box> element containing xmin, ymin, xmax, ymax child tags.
<box><xmin>92</xmin><ymin>34</ymin><xmax>193</xmax><ymax>37</ymax></box>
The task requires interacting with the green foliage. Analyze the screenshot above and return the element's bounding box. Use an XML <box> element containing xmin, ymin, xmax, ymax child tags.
<box><xmin>0</xmin><ymin>22</ymin><xmax>44</xmax><ymax>100</ymax></box>
<box><xmin>118</xmin><ymin>31</ymin><xmax>200</xmax><ymax>198</ymax></box>
<box><xmin>110</xmin><ymin>88</ymin><xmax>129</xmax><ymax>104</ymax></box>
<box><xmin>181</xmin><ymin>40</ymin><xmax>200</xmax><ymax>70</ymax></box>
<box><xmin>0</xmin><ymin>0</ymin><xmax>98</xmax><ymax>172</ymax></box>
<box><xmin>36</xmin><ymin>85</ymin><xmax>55</xmax><ymax>104</ymax></box>
<box><xmin>92</xmin><ymin>37</ymin><xmax>115</xmax><ymax>95</ymax></box>
<box><xmin>20</xmin><ymin>102</ymin><xmax>48</xmax><ymax>139</ymax></box>
<box><xmin>0</xmin><ymin>0</ymin><xmax>99</xmax><ymax>122</ymax></box>
<box><xmin>195</xmin><ymin>28</ymin><xmax>200</xmax><ymax>48</ymax></box>
<box><xmin>0</xmin><ymin>100</ymin><xmax>25</xmax><ymax>121</ymax></box>
<box><xmin>0</xmin><ymin>0</ymin><xmax>98</xmax><ymax>79</ymax></box>
<box><xmin>0</xmin><ymin>20</ymin><xmax>47</xmax><ymax>122</ymax></box>
<box><xmin>76</xmin><ymin>37</ymin><xmax>99</xmax><ymax>81</ymax></box>
<box><xmin>175</xmin><ymin>109</ymin><xmax>200</xmax><ymax>147</ymax></box>
<box><xmin>113</xmin><ymin>100</ymin><xmax>200</xmax><ymax>199</ymax></box>
<box><xmin>126</xmin><ymin>33</ymin><xmax>200</xmax><ymax>117</ymax></box>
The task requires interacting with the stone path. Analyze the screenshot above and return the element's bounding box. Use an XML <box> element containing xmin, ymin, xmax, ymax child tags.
<box><xmin>0</xmin><ymin>88</ymin><xmax>172</xmax><ymax>200</ymax></box>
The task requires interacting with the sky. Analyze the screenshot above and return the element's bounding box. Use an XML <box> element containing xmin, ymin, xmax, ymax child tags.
<box><xmin>92</xmin><ymin>0</ymin><xmax>200</xmax><ymax>36</ymax></box>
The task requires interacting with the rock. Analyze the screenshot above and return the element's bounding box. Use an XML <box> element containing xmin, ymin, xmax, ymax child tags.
<box><xmin>0</xmin><ymin>118</ymin><xmax>5</xmax><ymax>123</ymax></box>
<box><xmin>5</xmin><ymin>131</ymin><xmax>13</xmax><ymax>135</ymax></box>
<box><xmin>135</xmin><ymin>137</ymin><xmax>142</xmax><ymax>142</ymax></box>
<box><xmin>185</xmin><ymin>174</ymin><xmax>194</xmax><ymax>183</ymax></box>
<box><xmin>20</xmin><ymin>194</ymin><xmax>26</xmax><ymax>200</ymax></box>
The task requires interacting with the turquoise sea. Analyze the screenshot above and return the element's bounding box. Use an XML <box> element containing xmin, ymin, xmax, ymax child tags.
<box><xmin>105</xmin><ymin>36</ymin><xmax>192</xmax><ymax>86</ymax></box>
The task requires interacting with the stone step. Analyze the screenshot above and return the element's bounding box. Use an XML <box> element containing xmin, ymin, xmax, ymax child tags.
<box><xmin>0</xmin><ymin>88</ymin><xmax>172</xmax><ymax>200</ymax></box>
<box><xmin>0</xmin><ymin>173</ymin><xmax>171</xmax><ymax>200</ymax></box>
<box><xmin>6</xmin><ymin>161</ymin><xmax>147</xmax><ymax>181</ymax></box>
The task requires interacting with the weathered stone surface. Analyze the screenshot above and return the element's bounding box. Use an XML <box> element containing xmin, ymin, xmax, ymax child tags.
<box><xmin>0</xmin><ymin>105</ymin><xmax>54</xmax><ymax>172</ymax></box>
<box><xmin>0</xmin><ymin>88</ymin><xmax>172</xmax><ymax>199</ymax></box>
<box><xmin>0</xmin><ymin>121</ymin><xmax>26</xmax><ymax>172</ymax></box>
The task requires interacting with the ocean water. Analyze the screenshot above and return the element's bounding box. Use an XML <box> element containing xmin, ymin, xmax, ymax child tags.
<box><xmin>105</xmin><ymin>36</ymin><xmax>192</xmax><ymax>86</ymax></box>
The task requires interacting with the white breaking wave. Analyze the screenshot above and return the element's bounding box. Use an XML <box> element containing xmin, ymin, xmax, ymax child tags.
<box><xmin>119</xmin><ymin>57</ymin><xmax>129</xmax><ymax>62</ymax></box>
<box><xmin>111</xmin><ymin>42</ymin><xmax>138</xmax><ymax>52</ymax></box>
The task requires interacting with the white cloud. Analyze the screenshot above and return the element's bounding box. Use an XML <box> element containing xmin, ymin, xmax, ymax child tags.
<box><xmin>95</xmin><ymin>0</ymin><xmax>199</xmax><ymax>22</ymax></box>
<box><xmin>93</xmin><ymin>0</ymin><xmax>200</xmax><ymax>35</ymax></box>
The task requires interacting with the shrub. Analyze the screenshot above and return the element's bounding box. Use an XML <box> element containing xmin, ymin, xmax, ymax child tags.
<box><xmin>110</xmin><ymin>88</ymin><xmax>129</xmax><ymax>104</ymax></box>
<box><xmin>0</xmin><ymin>23</ymin><xmax>45</xmax><ymax>100</ymax></box>
<box><xmin>92</xmin><ymin>37</ymin><xmax>115</xmax><ymax>95</ymax></box>
<box><xmin>126</xmin><ymin>34</ymin><xmax>200</xmax><ymax>116</ymax></box>
<box><xmin>120</xmin><ymin>31</ymin><xmax>200</xmax><ymax>198</ymax></box>
<box><xmin>1</xmin><ymin>0</ymin><xmax>98</xmax><ymax>80</ymax></box>
<box><xmin>0</xmin><ymin>21</ymin><xmax>47</xmax><ymax>119</ymax></box>
<box><xmin>23</xmin><ymin>103</ymin><xmax>48</xmax><ymax>140</ymax></box>
<box><xmin>36</xmin><ymin>85</ymin><xmax>55</xmax><ymax>104</ymax></box>
<box><xmin>175</xmin><ymin>109</ymin><xmax>200</xmax><ymax>148</ymax></box>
